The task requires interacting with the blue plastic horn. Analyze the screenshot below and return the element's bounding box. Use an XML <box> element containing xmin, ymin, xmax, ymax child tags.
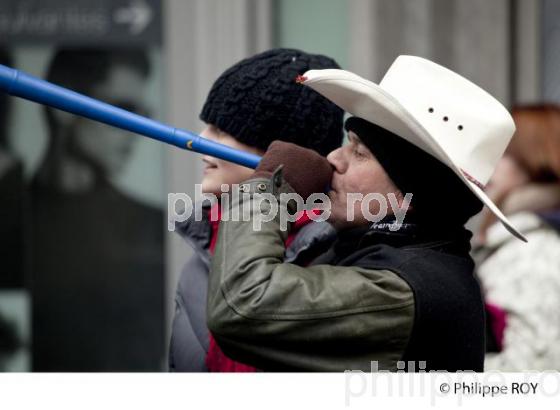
<box><xmin>0</xmin><ymin>64</ymin><xmax>262</xmax><ymax>169</ymax></box>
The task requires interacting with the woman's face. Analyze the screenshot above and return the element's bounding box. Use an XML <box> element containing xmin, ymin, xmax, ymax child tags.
<box><xmin>200</xmin><ymin>125</ymin><xmax>265</xmax><ymax>195</ymax></box>
<box><xmin>326</xmin><ymin>131</ymin><xmax>403</xmax><ymax>230</ymax></box>
<box><xmin>485</xmin><ymin>155</ymin><xmax>529</xmax><ymax>202</ymax></box>
<box><xmin>476</xmin><ymin>155</ymin><xmax>529</xmax><ymax>243</ymax></box>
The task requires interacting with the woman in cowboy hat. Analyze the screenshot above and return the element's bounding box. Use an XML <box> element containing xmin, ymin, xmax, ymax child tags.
<box><xmin>205</xmin><ymin>56</ymin><xmax>525</xmax><ymax>372</ymax></box>
<box><xmin>476</xmin><ymin>104</ymin><xmax>560</xmax><ymax>371</ymax></box>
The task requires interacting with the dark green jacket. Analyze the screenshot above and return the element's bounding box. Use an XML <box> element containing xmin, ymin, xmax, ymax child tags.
<box><xmin>207</xmin><ymin>172</ymin><xmax>485</xmax><ymax>372</ymax></box>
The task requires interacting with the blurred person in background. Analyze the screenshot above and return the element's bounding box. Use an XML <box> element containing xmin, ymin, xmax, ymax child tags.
<box><xmin>0</xmin><ymin>47</ymin><xmax>25</xmax><ymax>288</ymax></box>
<box><xmin>31</xmin><ymin>49</ymin><xmax>164</xmax><ymax>371</ymax></box>
<box><xmin>169</xmin><ymin>48</ymin><xmax>344</xmax><ymax>372</ymax></box>
<box><xmin>475</xmin><ymin>104</ymin><xmax>560</xmax><ymax>371</ymax></box>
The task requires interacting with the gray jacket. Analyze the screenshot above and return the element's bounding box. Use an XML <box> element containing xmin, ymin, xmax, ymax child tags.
<box><xmin>168</xmin><ymin>202</ymin><xmax>336</xmax><ymax>371</ymax></box>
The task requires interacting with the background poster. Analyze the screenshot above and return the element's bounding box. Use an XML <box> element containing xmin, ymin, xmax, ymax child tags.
<box><xmin>0</xmin><ymin>0</ymin><xmax>166</xmax><ymax>371</ymax></box>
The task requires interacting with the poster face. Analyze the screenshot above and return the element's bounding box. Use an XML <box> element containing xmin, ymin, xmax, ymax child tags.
<box><xmin>0</xmin><ymin>0</ymin><xmax>166</xmax><ymax>371</ymax></box>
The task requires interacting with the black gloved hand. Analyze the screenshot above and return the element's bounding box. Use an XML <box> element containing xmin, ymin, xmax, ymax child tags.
<box><xmin>252</xmin><ymin>141</ymin><xmax>333</xmax><ymax>200</ymax></box>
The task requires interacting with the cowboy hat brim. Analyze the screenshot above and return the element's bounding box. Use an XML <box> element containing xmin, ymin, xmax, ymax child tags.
<box><xmin>301</xmin><ymin>68</ymin><xmax>527</xmax><ymax>242</ymax></box>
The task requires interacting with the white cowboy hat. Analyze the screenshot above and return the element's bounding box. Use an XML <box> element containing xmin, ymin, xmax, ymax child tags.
<box><xmin>300</xmin><ymin>55</ymin><xmax>526</xmax><ymax>241</ymax></box>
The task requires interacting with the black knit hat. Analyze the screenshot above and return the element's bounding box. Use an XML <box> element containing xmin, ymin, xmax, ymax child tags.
<box><xmin>345</xmin><ymin>117</ymin><xmax>483</xmax><ymax>225</ymax></box>
<box><xmin>200</xmin><ymin>48</ymin><xmax>344</xmax><ymax>156</ymax></box>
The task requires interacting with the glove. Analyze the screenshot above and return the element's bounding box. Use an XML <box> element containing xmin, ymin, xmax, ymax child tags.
<box><xmin>252</xmin><ymin>141</ymin><xmax>333</xmax><ymax>200</ymax></box>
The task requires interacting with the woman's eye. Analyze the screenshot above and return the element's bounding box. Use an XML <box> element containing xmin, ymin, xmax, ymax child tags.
<box><xmin>353</xmin><ymin>147</ymin><xmax>366</xmax><ymax>159</ymax></box>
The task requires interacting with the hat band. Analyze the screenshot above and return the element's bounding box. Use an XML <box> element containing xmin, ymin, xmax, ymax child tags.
<box><xmin>461</xmin><ymin>169</ymin><xmax>485</xmax><ymax>190</ymax></box>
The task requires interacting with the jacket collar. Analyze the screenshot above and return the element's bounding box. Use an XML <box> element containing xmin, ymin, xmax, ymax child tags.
<box><xmin>334</xmin><ymin>215</ymin><xmax>472</xmax><ymax>257</ymax></box>
<box><xmin>175</xmin><ymin>201</ymin><xmax>337</xmax><ymax>264</ymax></box>
<box><xmin>482</xmin><ymin>211</ymin><xmax>547</xmax><ymax>250</ymax></box>
<box><xmin>285</xmin><ymin>219</ymin><xmax>336</xmax><ymax>263</ymax></box>
<box><xmin>174</xmin><ymin>200</ymin><xmax>213</xmax><ymax>257</ymax></box>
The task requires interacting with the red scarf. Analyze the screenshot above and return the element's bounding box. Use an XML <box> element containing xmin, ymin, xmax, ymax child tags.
<box><xmin>205</xmin><ymin>203</ymin><xmax>319</xmax><ymax>372</ymax></box>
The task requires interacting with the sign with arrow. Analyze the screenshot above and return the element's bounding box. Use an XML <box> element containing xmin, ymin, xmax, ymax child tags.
<box><xmin>0</xmin><ymin>0</ymin><xmax>162</xmax><ymax>45</ymax></box>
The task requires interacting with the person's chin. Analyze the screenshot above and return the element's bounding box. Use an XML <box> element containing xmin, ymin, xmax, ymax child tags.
<box><xmin>201</xmin><ymin>177</ymin><xmax>218</xmax><ymax>192</ymax></box>
<box><xmin>330</xmin><ymin>216</ymin><xmax>365</xmax><ymax>231</ymax></box>
<box><xmin>327</xmin><ymin>190</ymin><xmax>337</xmax><ymax>205</ymax></box>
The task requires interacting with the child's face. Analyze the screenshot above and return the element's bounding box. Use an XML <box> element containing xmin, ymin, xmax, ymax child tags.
<box><xmin>200</xmin><ymin>124</ymin><xmax>265</xmax><ymax>196</ymax></box>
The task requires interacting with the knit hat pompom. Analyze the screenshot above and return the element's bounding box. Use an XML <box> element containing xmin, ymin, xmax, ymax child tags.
<box><xmin>200</xmin><ymin>48</ymin><xmax>344</xmax><ymax>156</ymax></box>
